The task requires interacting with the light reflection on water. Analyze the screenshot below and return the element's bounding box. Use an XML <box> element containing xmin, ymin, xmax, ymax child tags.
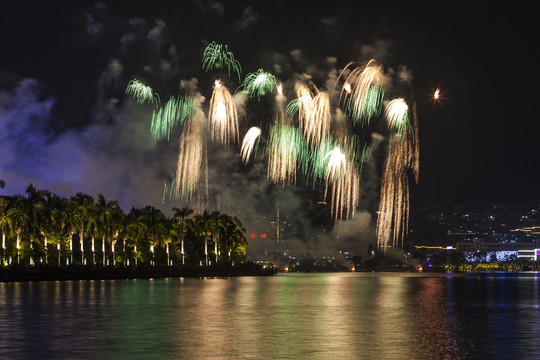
<box><xmin>0</xmin><ymin>272</ymin><xmax>539</xmax><ymax>359</ymax></box>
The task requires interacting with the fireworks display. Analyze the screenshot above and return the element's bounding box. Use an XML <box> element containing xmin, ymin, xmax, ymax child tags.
<box><xmin>267</xmin><ymin>123</ymin><xmax>307</xmax><ymax>186</ymax></box>
<box><xmin>337</xmin><ymin>59</ymin><xmax>384</xmax><ymax>126</ymax></box>
<box><xmin>323</xmin><ymin>145</ymin><xmax>359</xmax><ymax>221</ymax></box>
<box><xmin>175</xmin><ymin>115</ymin><xmax>204</xmax><ymax>201</ymax></box>
<box><xmin>240</xmin><ymin>127</ymin><xmax>262</xmax><ymax>165</ymax></box>
<box><xmin>125</xmin><ymin>79</ymin><xmax>159</xmax><ymax>105</ymax></box>
<box><xmin>150</xmin><ymin>95</ymin><xmax>196</xmax><ymax>141</ymax></box>
<box><xmin>384</xmin><ymin>98</ymin><xmax>410</xmax><ymax>138</ymax></box>
<box><xmin>238</xmin><ymin>69</ymin><xmax>277</xmax><ymax>100</ymax></box>
<box><xmin>202</xmin><ymin>41</ymin><xmax>242</xmax><ymax>82</ymax></box>
<box><xmin>126</xmin><ymin>41</ymin><xmax>419</xmax><ymax>252</ymax></box>
<box><xmin>208</xmin><ymin>80</ymin><xmax>239</xmax><ymax>145</ymax></box>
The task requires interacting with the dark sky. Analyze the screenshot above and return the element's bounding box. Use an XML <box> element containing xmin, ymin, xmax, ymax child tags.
<box><xmin>0</xmin><ymin>0</ymin><xmax>539</xmax><ymax>221</ymax></box>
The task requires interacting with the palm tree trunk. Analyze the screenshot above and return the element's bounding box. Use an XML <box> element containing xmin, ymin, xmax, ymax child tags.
<box><xmin>44</xmin><ymin>235</ymin><xmax>48</xmax><ymax>265</ymax></box>
<box><xmin>16</xmin><ymin>232</ymin><xmax>21</xmax><ymax>264</ymax></box>
<box><xmin>79</xmin><ymin>227</ymin><xmax>84</xmax><ymax>265</ymax></box>
<box><xmin>166</xmin><ymin>243</ymin><xmax>170</xmax><ymax>266</ymax></box>
<box><xmin>29</xmin><ymin>237</ymin><xmax>33</xmax><ymax>266</ymax></box>
<box><xmin>102</xmin><ymin>235</ymin><xmax>106</xmax><ymax>266</ymax></box>
<box><xmin>214</xmin><ymin>236</ymin><xmax>218</xmax><ymax>265</ymax></box>
<box><xmin>91</xmin><ymin>237</ymin><xmax>95</xmax><ymax>264</ymax></box>
<box><xmin>205</xmin><ymin>237</ymin><xmax>208</xmax><ymax>266</ymax></box>
<box><xmin>69</xmin><ymin>232</ymin><xmax>73</xmax><ymax>265</ymax></box>
<box><xmin>112</xmin><ymin>240</ymin><xmax>116</xmax><ymax>266</ymax></box>
<box><xmin>181</xmin><ymin>238</ymin><xmax>184</xmax><ymax>266</ymax></box>
<box><xmin>57</xmin><ymin>243</ymin><xmax>61</xmax><ymax>266</ymax></box>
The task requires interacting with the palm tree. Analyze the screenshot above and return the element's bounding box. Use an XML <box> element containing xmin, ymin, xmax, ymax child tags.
<box><xmin>64</xmin><ymin>199</ymin><xmax>82</xmax><ymax>265</ymax></box>
<box><xmin>109</xmin><ymin>210</ymin><xmax>125</xmax><ymax>266</ymax></box>
<box><xmin>208</xmin><ymin>211</ymin><xmax>226</xmax><ymax>265</ymax></box>
<box><xmin>96</xmin><ymin>194</ymin><xmax>123</xmax><ymax>266</ymax></box>
<box><xmin>138</xmin><ymin>206</ymin><xmax>168</xmax><ymax>266</ymax></box>
<box><xmin>25</xmin><ymin>184</ymin><xmax>52</xmax><ymax>265</ymax></box>
<box><xmin>221</xmin><ymin>215</ymin><xmax>247</xmax><ymax>264</ymax></box>
<box><xmin>163</xmin><ymin>222</ymin><xmax>173</xmax><ymax>266</ymax></box>
<box><xmin>194</xmin><ymin>210</ymin><xmax>213</xmax><ymax>266</ymax></box>
<box><xmin>172</xmin><ymin>207</ymin><xmax>194</xmax><ymax>265</ymax></box>
<box><xmin>8</xmin><ymin>196</ymin><xmax>28</xmax><ymax>265</ymax></box>
<box><xmin>44</xmin><ymin>194</ymin><xmax>67</xmax><ymax>266</ymax></box>
<box><xmin>125</xmin><ymin>208</ymin><xmax>147</xmax><ymax>267</ymax></box>
<box><xmin>72</xmin><ymin>192</ymin><xmax>94</xmax><ymax>265</ymax></box>
<box><xmin>0</xmin><ymin>196</ymin><xmax>13</xmax><ymax>264</ymax></box>
<box><xmin>85</xmin><ymin>202</ymin><xmax>101</xmax><ymax>265</ymax></box>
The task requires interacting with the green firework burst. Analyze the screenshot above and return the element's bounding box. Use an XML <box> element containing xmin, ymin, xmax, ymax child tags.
<box><xmin>125</xmin><ymin>79</ymin><xmax>160</xmax><ymax>105</ymax></box>
<box><xmin>151</xmin><ymin>95</ymin><xmax>196</xmax><ymax>141</ymax></box>
<box><xmin>202</xmin><ymin>41</ymin><xmax>242</xmax><ymax>81</ymax></box>
<box><xmin>238</xmin><ymin>69</ymin><xmax>277</xmax><ymax>100</ymax></box>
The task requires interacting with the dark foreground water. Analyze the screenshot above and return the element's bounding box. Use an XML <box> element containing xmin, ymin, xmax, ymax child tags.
<box><xmin>0</xmin><ymin>272</ymin><xmax>539</xmax><ymax>360</ymax></box>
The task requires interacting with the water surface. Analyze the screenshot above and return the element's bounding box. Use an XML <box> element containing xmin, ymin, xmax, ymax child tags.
<box><xmin>1</xmin><ymin>272</ymin><xmax>539</xmax><ymax>359</ymax></box>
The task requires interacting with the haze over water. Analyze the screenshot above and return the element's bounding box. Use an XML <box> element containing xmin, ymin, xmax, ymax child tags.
<box><xmin>1</xmin><ymin>272</ymin><xmax>539</xmax><ymax>359</ymax></box>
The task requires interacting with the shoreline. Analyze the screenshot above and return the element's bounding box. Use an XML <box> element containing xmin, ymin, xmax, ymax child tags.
<box><xmin>0</xmin><ymin>263</ymin><xmax>277</xmax><ymax>282</ymax></box>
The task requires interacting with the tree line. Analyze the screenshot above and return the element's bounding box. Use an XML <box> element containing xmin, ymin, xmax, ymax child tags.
<box><xmin>0</xmin><ymin>183</ymin><xmax>247</xmax><ymax>268</ymax></box>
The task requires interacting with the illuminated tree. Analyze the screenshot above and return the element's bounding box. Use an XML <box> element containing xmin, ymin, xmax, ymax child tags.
<box><xmin>0</xmin><ymin>196</ymin><xmax>13</xmax><ymax>264</ymax></box>
<box><xmin>72</xmin><ymin>192</ymin><xmax>94</xmax><ymax>265</ymax></box>
<box><xmin>172</xmin><ymin>207</ymin><xmax>194</xmax><ymax>266</ymax></box>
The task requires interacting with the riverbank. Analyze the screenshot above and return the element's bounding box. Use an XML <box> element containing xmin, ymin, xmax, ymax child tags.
<box><xmin>0</xmin><ymin>262</ymin><xmax>277</xmax><ymax>282</ymax></box>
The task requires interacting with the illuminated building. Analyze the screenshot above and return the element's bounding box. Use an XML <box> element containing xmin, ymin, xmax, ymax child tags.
<box><xmin>455</xmin><ymin>238</ymin><xmax>535</xmax><ymax>252</ymax></box>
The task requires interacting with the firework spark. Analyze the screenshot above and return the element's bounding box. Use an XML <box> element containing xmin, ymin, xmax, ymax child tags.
<box><xmin>307</xmin><ymin>91</ymin><xmax>331</xmax><ymax>146</ymax></box>
<box><xmin>324</xmin><ymin>147</ymin><xmax>347</xmax><ymax>181</ymax></box>
<box><xmin>285</xmin><ymin>83</ymin><xmax>313</xmax><ymax>118</ymax></box>
<box><xmin>286</xmin><ymin>84</ymin><xmax>331</xmax><ymax>147</ymax></box>
<box><xmin>125</xmin><ymin>79</ymin><xmax>160</xmax><ymax>105</ymax></box>
<box><xmin>384</xmin><ymin>98</ymin><xmax>410</xmax><ymax>138</ymax></box>
<box><xmin>175</xmin><ymin>116</ymin><xmax>204</xmax><ymax>201</ymax></box>
<box><xmin>202</xmin><ymin>41</ymin><xmax>242</xmax><ymax>81</ymax></box>
<box><xmin>239</xmin><ymin>69</ymin><xmax>277</xmax><ymax>100</ymax></box>
<box><xmin>275</xmin><ymin>83</ymin><xmax>287</xmax><ymax>114</ymax></box>
<box><xmin>434</xmin><ymin>88</ymin><xmax>440</xmax><ymax>100</ymax></box>
<box><xmin>240</xmin><ymin>127</ymin><xmax>261</xmax><ymax>164</ymax></box>
<box><xmin>209</xmin><ymin>80</ymin><xmax>239</xmax><ymax>145</ymax></box>
<box><xmin>277</xmin><ymin>83</ymin><xmax>283</xmax><ymax>96</ymax></box>
<box><xmin>316</xmin><ymin>138</ymin><xmax>364</xmax><ymax>221</ymax></box>
<box><xmin>267</xmin><ymin>124</ymin><xmax>307</xmax><ymax>185</ymax></box>
<box><xmin>150</xmin><ymin>95</ymin><xmax>195</xmax><ymax>141</ymax></box>
<box><xmin>337</xmin><ymin>59</ymin><xmax>384</xmax><ymax>125</ymax></box>
<box><xmin>377</xmin><ymin>105</ymin><xmax>419</xmax><ymax>251</ymax></box>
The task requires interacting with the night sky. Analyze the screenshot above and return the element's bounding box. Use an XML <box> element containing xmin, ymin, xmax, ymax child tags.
<box><xmin>0</xmin><ymin>0</ymin><xmax>539</xmax><ymax>225</ymax></box>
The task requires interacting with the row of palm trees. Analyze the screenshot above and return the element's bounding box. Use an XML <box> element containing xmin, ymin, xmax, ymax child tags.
<box><xmin>0</xmin><ymin>184</ymin><xmax>247</xmax><ymax>268</ymax></box>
